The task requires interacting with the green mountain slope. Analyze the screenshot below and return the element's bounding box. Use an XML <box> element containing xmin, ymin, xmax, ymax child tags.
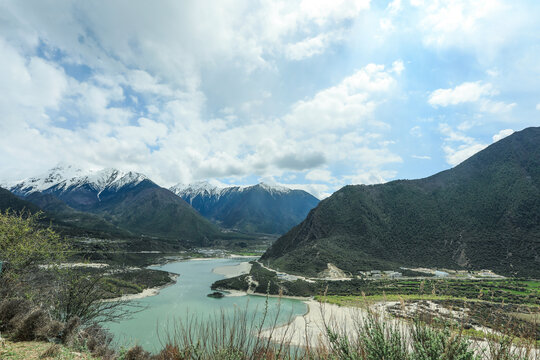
<box><xmin>10</xmin><ymin>166</ymin><xmax>228</xmax><ymax>245</ymax></box>
<box><xmin>96</xmin><ymin>185</ymin><xmax>222</xmax><ymax>245</ymax></box>
<box><xmin>25</xmin><ymin>192</ymin><xmax>132</xmax><ymax>238</ymax></box>
<box><xmin>0</xmin><ymin>188</ymin><xmax>129</xmax><ymax>238</ymax></box>
<box><xmin>261</xmin><ymin>127</ymin><xmax>540</xmax><ymax>278</ymax></box>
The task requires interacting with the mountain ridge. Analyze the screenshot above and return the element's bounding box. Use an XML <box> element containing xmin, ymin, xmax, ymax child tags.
<box><xmin>170</xmin><ymin>181</ymin><xmax>319</xmax><ymax>234</ymax></box>
<box><xmin>9</xmin><ymin>166</ymin><xmax>223</xmax><ymax>245</ymax></box>
<box><xmin>261</xmin><ymin>126</ymin><xmax>540</xmax><ymax>277</ymax></box>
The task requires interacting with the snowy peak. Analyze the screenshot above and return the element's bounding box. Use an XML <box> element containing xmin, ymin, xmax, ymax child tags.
<box><xmin>170</xmin><ymin>181</ymin><xmax>293</xmax><ymax>199</ymax></box>
<box><xmin>170</xmin><ymin>181</ymin><xmax>223</xmax><ymax>198</ymax></box>
<box><xmin>86</xmin><ymin>168</ymin><xmax>149</xmax><ymax>192</ymax></box>
<box><xmin>171</xmin><ymin>180</ymin><xmax>319</xmax><ymax>234</ymax></box>
<box><xmin>169</xmin><ymin>181</ymin><xmax>296</xmax><ymax>202</ymax></box>
<box><xmin>10</xmin><ymin>164</ymin><xmax>88</xmax><ymax>195</ymax></box>
<box><xmin>254</xmin><ymin>182</ymin><xmax>291</xmax><ymax>195</ymax></box>
<box><xmin>11</xmin><ymin>165</ymin><xmax>150</xmax><ymax>196</ymax></box>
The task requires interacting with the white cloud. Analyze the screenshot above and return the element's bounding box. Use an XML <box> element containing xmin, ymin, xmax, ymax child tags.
<box><xmin>439</xmin><ymin>124</ymin><xmax>517</xmax><ymax>166</ymax></box>
<box><xmin>409</xmin><ymin>126</ymin><xmax>422</xmax><ymax>137</ymax></box>
<box><xmin>492</xmin><ymin>128</ymin><xmax>514</xmax><ymax>142</ymax></box>
<box><xmin>285</xmin><ymin>63</ymin><xmax>398</xmax><ymax>131</ymax></box>
<box><xmin>299</xmin><ymin>0</ymin><xmax>370</xmax><ymax>25</ymax></box>
<box><xmin>438</xmin><ymin>123</ymin><xmax>487</xmax><ymax>166</ymax></box>
<box><xmin>536</xmin><ymin>103</ymin><xmax>540</xmax><ymax>111</ymax></box>
<box><xmin>479</xmin><ymin>100</ymin><xmax>516</xmax><ymax>114</ymax></box>
<box><xmin>344</xmin><ymin>169</ymin><xmax>398</xmax><ymax>185</ymax></box>
<box><xmin>305</xmin><ymin>169</ymin><xmax>336</xmax><ymax>183</ymax></box>
<box><xmin>285</xmin><ymin>31</ymin><xmax>341</xmax><ymax>61</ymax></box>
<box><xmin>281</xmin><ymin>182</ymin><xmax>332</xmax><ymax>199</ymax></box>
<box><xmin>443</xmin><ymin>143</ymin><xmax>487</xmax><ymax>166</ymax></box>
<box><xmin>412</xmin><ymin>155</ymin><xmax>431</xmax><ymax>160</ymax></box>
<box><xmin>429</xmin><ymin>81</ymin><xmax>515</xmax><ymax>115</ymax></box>
<box><xmin>0</xmin><ymin>39</ymin><xmax>68</xmax><ymax>125</ymax></box>
<box><xmin>412</xmin><ymin>0</ymin><xmax>514</xmax><ymax>56</ymax></box>
<box><xmin>392</xmin><ymin>60</ymin><xmax>405</xmax><ymax>75</ymax></box>
<box><xmin>428</xmin><ymin>81</ymin><xmax>496</xmax><ymax>107</ymax></box>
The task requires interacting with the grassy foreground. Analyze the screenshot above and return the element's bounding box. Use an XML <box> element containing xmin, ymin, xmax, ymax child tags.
<box><xmin>0</xmin><ymin>339</ymin><xmax>98</xmax><ymax>360</ymax></box>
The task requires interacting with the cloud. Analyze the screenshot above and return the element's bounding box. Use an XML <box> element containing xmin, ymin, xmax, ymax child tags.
<box><xmin>277</xmin><ymin>182</ymin><xmax>332</xmax><ymax>199</ymax></box>
<box><xmin>285</xmin><ymin>31</ymin><xmax>342</xmax><ymax>61</ymax></box>
<box><xmin>428</xmin><ymin>81</ymin><xmax>496</xmax><ymax>107</ymax></box>
<box><xmin>412</xmin><ymin>0</ymin><xmax>516</xmax><ymax>56</ymax></box>
<box><xmin>438</xmin><ymin>123</ymin><xmax>487</xmax><ymax>166</ymax></box>
<box><xmin>273</xmin><ymin>152</ymin><xmax>327</xmax><ymax>171</ymax></box>
<box><xmin>285</xmin><ymin>63</ymin><xmax>398</xmax><ymax>131</ymax></box>
<box><xmin>439</xmin><ymin>124</ymin><xmax>517</xmax><ymax>166</ymax></box>
<box><xmin>412</xmin><ymin>155</ymin><xmax>431</xmax><ymax>160</ymax></box>
<box><xmin>536</xmin><ymin>103</ymin><xmax>540</xmax><ymax>111</ymax></box>
<box><xmin>428</xmin><ymin>81</ymin><xmax>515</xmax><ymax>116</ymax></box>
<box><xmin>305</xmin><ymin>169</ymin><xmax>336</xmax><ymax>183</ymax></box>
<box><xmin>344</xmin><ymin>169</ymin><xmax>398</xmax><ymax>185</ymax></box>
<box><xmin>492</xmin><ymin>128</ymin><xmax>514</xmax><ymax>142</ymax></box>
<box><xmin>443</xmin><ymin>143</ymin><xmax>488</xmax><ymax>167</ymax></box>
<box><xmin>409</xmin><ymin>126</ymin><xmax>422</xmax><ymax>137</ymax></box>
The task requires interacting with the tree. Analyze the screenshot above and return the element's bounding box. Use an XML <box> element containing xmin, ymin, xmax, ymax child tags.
<box><xmin>0</xmin><ymin>210</ymin><xmax>67</xmax><ymax>296</ymax></box>
<box><xmin>0</xmin><ymin>210</ymin><xmax>141</xmax><ymax>326</ymax></box>
<box><xmin>52</xmin><ymin>268</ymin><xmax>144</xmax><ymax>325</ymax></box>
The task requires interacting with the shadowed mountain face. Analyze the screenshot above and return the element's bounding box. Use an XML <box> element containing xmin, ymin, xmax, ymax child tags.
<box><xmin>9</xmin><ymin>167</ymin><xmax>221</xmax><ymax>244</ymax></box>
<box><xmin>170</xmin><ymin>182</ymin><xmax>320</xmax><ymax>234</ymax></box>
<box><xmin>261</xmin><ymin>127</ymin><xmax>540</xmax><ymax>278</ymax></box>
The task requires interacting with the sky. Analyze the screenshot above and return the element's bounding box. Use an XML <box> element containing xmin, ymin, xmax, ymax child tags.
<box><xmin>0</xmin><ymin>0</ymin><xmax>539</xmax><ymax>199</ymax></box>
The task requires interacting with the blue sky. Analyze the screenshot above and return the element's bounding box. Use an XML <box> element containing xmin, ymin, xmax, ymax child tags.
<box><xmin>0</xmin><ymin>0</ymin><xmax>539</xmax><ymax>198</ymax></box>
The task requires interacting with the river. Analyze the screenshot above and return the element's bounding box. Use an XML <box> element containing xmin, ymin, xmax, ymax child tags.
<box><xmin>105</xmin><ymin>258</ymin><xmax>307</xmax><ymax>353</ymax></box>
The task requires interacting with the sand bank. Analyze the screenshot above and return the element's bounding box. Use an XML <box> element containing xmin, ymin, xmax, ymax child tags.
<box><xmin>212</xmin><ymin>261</ymin><xmax>253</xmax><ymax>278</ymax></box>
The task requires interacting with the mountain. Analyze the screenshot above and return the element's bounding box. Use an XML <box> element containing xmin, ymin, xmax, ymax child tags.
<box><xmin>11</xmin><ymin>166</ymin><xmax>151</xmax><ymax>210</ymax></box>
<box><xmin>0</xmin><ymin>187</ymin><xmax>42</xmax><ymax>214</ymax></box>
<box><xmin>170</xmin><ymin>182</ymin><xmax>320</xmax><ymax>234</ymax></box>
<box><xmin>0</xmin><ymin>187</ymin><xmax>129</xmax><ymax>238</ymax></box>
<box><xmin>10</xmin><ymin>165</ymin><xmax>222</xmax><ymax>244</ymax></box>
<box><xmin>261</xmin><ymin>127</ymin><xmax>540</xmax><ymax>278</ymax></box>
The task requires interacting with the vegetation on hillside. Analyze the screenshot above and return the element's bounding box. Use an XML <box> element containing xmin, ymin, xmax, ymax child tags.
<box><xmin>261</xmin><ymin>127</ymin><xmax>540</xmax><ymax>277</ymax></box>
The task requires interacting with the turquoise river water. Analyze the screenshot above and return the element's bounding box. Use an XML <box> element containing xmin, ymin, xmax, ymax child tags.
<box><xmin>105</xmin><ymin>258</ymin><xmax>307</xmax><ymax>353</ymax></box>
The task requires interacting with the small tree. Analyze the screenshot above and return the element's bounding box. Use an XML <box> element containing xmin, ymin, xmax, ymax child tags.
<box><xmin>0</xmin><ymin>210</ymin><xmax>67</xmax><ymax>297</ymax></box>
<box><xmin>0</xmin><ymin>210</ymin><xmax>141</xmax><ymax>326</ymax></box>
<box><xmin>52</xmin><ymin>268</ymin><xmax>144</xmax><ymax>325</ymax></box>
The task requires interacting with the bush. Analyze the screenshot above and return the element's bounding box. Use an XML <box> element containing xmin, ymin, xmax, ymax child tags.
<box><xmin>0</xmin><ymin>298</ymin><xmax>31</xmax><ymax>331</ymax></box>
<box><xmin>12</xmin><ymin>308</ymin><xmax>49</xmax><ymax>341</ymax></box>
<box><xmin>123</xmin><ymin>345</ymin><xmax>153</xmax><ymax>360</ymax></box>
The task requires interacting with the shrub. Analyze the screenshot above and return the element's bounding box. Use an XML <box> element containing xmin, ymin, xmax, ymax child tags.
<box><xmin>123</xmin><ymin>345</ymin><xmax>153</xmax><ymax>360</ymax></box>
<box><xmin>12</xmin><ymin>308</ymin><xmax>49</xmax><ymax>341</ymax></box>
<box><xmin>0</xmin><ymin>298</ymin><xmax>31</xmax><ymax>331</ymax></box>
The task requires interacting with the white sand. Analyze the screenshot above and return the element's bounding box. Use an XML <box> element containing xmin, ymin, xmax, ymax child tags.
<box><xmin>39</xmin><ymin>262</ymin><xmax>109</xmax><ymax>269</ymax></box>
<box><xmin>212</xmin><ymin>261</ymin><xmax>252</xmax><ymax>278</ymax></box>
<box><xmin>260</xmin><ymin>300</ymin><xmax>376</xmax><ymax>347</ymax></box>
<box><xmin>223</xmin><ymin>289</ymin><xmax>248</xmax><ymax>297</ymax></box>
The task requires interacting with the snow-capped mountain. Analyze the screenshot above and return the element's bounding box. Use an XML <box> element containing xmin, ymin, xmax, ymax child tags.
<box><xmin>170</xmin><ymin>181</ymin><xmax>292</xmax><ymax>203</ymax></box>
<box><xmin>170</xmin><ymin>181</ymin><xmax>224</xmax><ymax>202</ymax></box>
<box><xmin>169</xmin><ymin>181</ymin><xmax>318</xmax><ymax>234</ymax></box>
<box><xmin>10</xmin><ymin>165</ymin><xmax>149</xmax><ymax>198</ymax></box>
<box><xmin>8</xmin><ymin>164</ymin><xmax>220</xmax><ymax>243</ymax></box>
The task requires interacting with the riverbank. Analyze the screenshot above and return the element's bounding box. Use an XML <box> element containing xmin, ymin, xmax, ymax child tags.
<box><xmin>259</xmin><ymin>299</ymin><xmax>373</xmax><ymax>347</ymax></box>
<box><xmin>105</xmin><ymin>273</ymin><xmax>178</xmax><ymax>302</ymax></box>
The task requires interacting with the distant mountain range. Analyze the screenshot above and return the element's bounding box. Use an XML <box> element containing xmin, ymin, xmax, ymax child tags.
<box><xmin>170</xmin><ymin>182</ymin><xmax>319</xmax><ymax>234</ymax></box>
<box><xmin>7</xmin><ymin>165</ymin><xmax>222</xmax><ymax>245</ymax></box>
<box><xmin>261</xmin><ymin>127</ymin><xmax>540</xmax><ymax>278</ymax></box>
<box><xmin>5</xmin><ymin>165</ymin><xmax>319</xmax><ymax>243</ymax></box>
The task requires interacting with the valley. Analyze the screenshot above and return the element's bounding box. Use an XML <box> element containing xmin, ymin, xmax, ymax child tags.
<box><xmin>1</xmin><ymin>127</ymin><xmax>539</xmax><ymax>358</ymax></box>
